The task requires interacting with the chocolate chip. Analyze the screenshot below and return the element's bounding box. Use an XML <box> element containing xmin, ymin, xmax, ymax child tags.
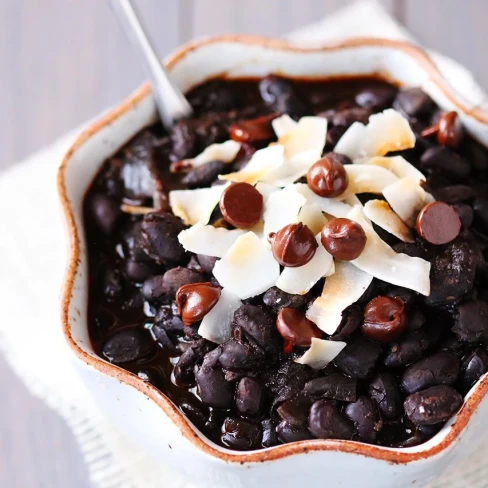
<box><xmin>89</xmin><ymin>193</ymin><xmax>121</xmax><ymax>236</ymax></box>
<box><xmin>175</xmin><ymin>282</ymin><xmax>221</xmax><ymax>325</ymax></box>
<box><xmin>415</xmin><ymin>202</ymin><xmax>461</xmax><ymax>245</ymax></box>
<box><xmin>452</xmin><ymin>300</ymin><xmax>488</xmax><ymax>343</ymax></box>
<box><xmin>270</xmin><ymin>223</ymin><xmax>318</xmax><ymax>267</ymax></box>
<box><xmin>335</xmin><ymin>336</ymin><xmax>382</xmax><ymax>379</ymax></box>
<box><xmin>304</xmin><ymin>373</ymin><xmax>357</xmax><ymax>402</ymax></box>
<box><xmin>362</xmin><ymin>296</ymin><xmax>407</xmax><ymax>344</ymax></box>
<box><xmin>308</xmin><ymin>400</ymin><xmax>355</xmax><ymax>440</ymax></box>
<box><xmin>437</xmin><ymin>111</ymin><xmax>464</xmax><ymax>148</ymax></box>
<box><xmin>141</xmin><ymin>212</ymin><xmax>187</xmax><ymax>264</ymax></box>
<box><xmin>236</xmin><ymin>377</ymin><xmax>264</xmax><ymax>417</ymax></box>
<box><xmin>401</xmin><ymin>351</ymin><xmax>460</xmax><ymax>394</ymax></box>
<box><xmin>306</xmin><ymin>153</ymin><xmax>350</xmax><ymax>197</ymax></box>
<box><xmin>102</xmin><ymin>328</ymin><xmax>155</xmax><ymax>364</ymax></box>
<box><xmin>345</xmin><ymin>396</ymin><xmax>383</xmax><ymax>443</ymax></box>
<box><xmin>262</xmin><ymin>287</ymin><xmax>309</xmax><ymax>313</ymax></box>
<box><xmin>181</xmin><ymin>161</ymin><xmax>227</xmax><ymax>189</ymax></box>
<box><xmin>221</xmin><ymin>418</ymin><xmax>262</xmax><ymax>450</ymax></box>
<box><xmin>404</xmin><ymin>385</ymin><xmax>463</xmax><ymax>425</ymax></box>
<box><xmin>276</xmin><ymin>308</ymin><xmax>322</xmax><ymax>351</ymax></box>
<box><xmin>368</xmin><ymin>373</ymin><xmax>403</xmax><ymax>420</ymax></box>
<box><xmin>219</xmin><ymin>182</ymin><xmax>263</xmax><ymax>229</ymax></box>
<box><xmin>321</xmin><ymin>218</ymin><xmax>367</xmax><ymax>261</ymax></box>
<box><xmin>229</xmin><ymin>113</ymin><xmax>277</xmax><ymax>144</ymax></box>
<box><xmin>460</xmin><ymin>348</ymin><xmax>488</xmax><ymax>388</ymax></box>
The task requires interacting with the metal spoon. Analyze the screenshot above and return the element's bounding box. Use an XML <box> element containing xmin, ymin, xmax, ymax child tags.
<box><xmin>110</xmin><ymin>0</ymin><xmax>192</xmax><ymax>128</ymax></box>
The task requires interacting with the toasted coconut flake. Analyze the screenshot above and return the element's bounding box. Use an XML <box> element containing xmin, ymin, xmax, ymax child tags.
<box><xmin>198</xmin><ymin>288</ymin><xmax>242</xmax><ymax>344</ymax></box>
<box><xmin>364</xmin><ymin>200</ymin><xmax>414</xmax><ymax>243</ymax></box>
<box><xmin>295</xmin><ymin>338</ymin><xmax>346</xmax><ymax>370</ymax></box>
<box><xmin>272</xmin><ymin>114</ymin><xmax>298</xmax><ymax>138</ymax></box>
<box><xmin>383</xmin><ymin>177</ymin><xmax>429</xmax><ymax>227</ymax></box>
<box><xmin>335</xmin><ymin>109</ymin><xmax>415</xmax><ymax>161</ymax></box>
<box><xmin>276</xmin><ymin>234</ymin><xmax>333</xmax><ymax>295</ymax></box>
<box><xmin>295</xmin><ymin>183</ymin><xmax>353</xmax><ymax>218</ymax></box>
<box><xmin>189</xmin><ymin>140</ymin><xmax>241</xmax><ymax>168</ymax></box>
<box><xmin>340</xmin><ymin>165</ymin><xmax>399</xmax><ymax>199</ymax></box>
<box><xmin>169</xmin><ymin>185</ymin><xmax>227</xmax><ymax>225</ymax></box>
<box><xmin>298</xmin><ymin>203</ymin><xmax>327</xmax><ymax>235</ymax></box>
<box><xmin>178</xmin><ymin>222</ymin><xmax>245</xmax><ymax>258</ymax></box>
<box><xmin>278</xmin><ymin>116</ymin><xmax>327</xmax><ymax>159</ymax></box>
<box><xmin>213</xmin><ymin>232</ymin><xmax>280</xmax><ymax>299</ymax></box>
<box><xmin>348</xmin><ymin>205</ymin><xmax>431</xmax><ymax>295</ymax></box>
<box><xmin>306</xmin><ymin>261</ymin><xmax>373</xmax><ymax>335</ymax></box>
<box><xmin>263</xmin><ymin>185</ymin><xmax>307</xmax><ymax>238</ymax></box>
<box><xmin>367</xmin><ymin>156</ymin><xmax>426</xmax><ymax>183</ymax></box>
<box><xmin>120</xmin><ymin>204</ymin><xmax>155</xmax><ymax>215</ymax></box>
<box><xmin>219</xmin><ymin>145</ymin><xmax>284</xmax><ymax>185</ymax></box>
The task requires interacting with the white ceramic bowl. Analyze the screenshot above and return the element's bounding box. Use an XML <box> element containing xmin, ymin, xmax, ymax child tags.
<box><xmin>58</xmin><ymin>37</ymin><xmax>488</xmax><ymax>488</ymax></box>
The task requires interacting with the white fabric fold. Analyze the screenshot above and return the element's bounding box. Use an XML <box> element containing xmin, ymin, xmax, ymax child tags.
<box><xmin>0</xmin><ymin>1</ymin><xmax>486</xmax><ymax>487</ymax></box>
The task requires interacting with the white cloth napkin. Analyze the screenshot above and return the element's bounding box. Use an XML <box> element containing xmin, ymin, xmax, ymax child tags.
<box><xmin>2</xmin><ymin>1</ymin><xmax>488</xmax><ymax>487</ymax></box>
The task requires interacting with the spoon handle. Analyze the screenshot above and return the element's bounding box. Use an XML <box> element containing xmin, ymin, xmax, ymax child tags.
<box><xmin>110</xmin><ymin>0</ymin><xmax>192</xmax><ymax>128</ymax></box>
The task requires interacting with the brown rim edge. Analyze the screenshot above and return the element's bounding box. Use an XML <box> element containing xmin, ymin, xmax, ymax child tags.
<box><xmin>58</xmin><ymin>35</ymin><xmax>488</xmax><ymax>465</ymax></box>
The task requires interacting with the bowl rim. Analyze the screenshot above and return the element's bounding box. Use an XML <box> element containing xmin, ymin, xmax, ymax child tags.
<box><xmin>57</xmin><ymin>35</ymin><xmax>488</xmax><ymax>465</ymax></box>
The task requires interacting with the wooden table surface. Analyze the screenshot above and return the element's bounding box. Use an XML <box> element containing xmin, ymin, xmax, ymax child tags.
<box><xmin>2</xmin><ymin>0</ymin><xmax>488</xmax><ymax>486</ymax></box>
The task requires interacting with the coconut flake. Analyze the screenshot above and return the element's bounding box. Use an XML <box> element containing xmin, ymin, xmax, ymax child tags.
<box><xmin>178</xmin><ymin>222</ymin><xmax>245</xmax><ymax>258</ymax></box>
<box><xmin>213</xmin><ymin>232</ymin><xmax>280</xmax><ymax>299</ymax></box>
<box><xmin>335</xmin><ymin>109</ymin><xmax>415</xmax><ymax>161</ymax></box>
<box><xmin>295</xmin><ymin>183</ymin><xmax>353</xmax><ymax>218</ymax></box>
<box><xmin>120</xmin><ymin>204</ymin><xmax>155</xmax><ymax>215</ymax></box>
<box><xmin>367</xmin><ymin>156</ymin><xmax>426</xmax><ymax>183</ymax></box>
<box><xmin>340</xmin><ymin>165</ymin><xmax>399</xmax><ymax>199</ymax></box>
<box><xmin>347</xmin><ymin>205</ymin><xmax>431</xmax><ymax>295</ymax></box>
<box><xmin>219</xmin><ymin>145</ymin><xmax>284</xmax><ymax>185</ymax></box>
<box><xmin>295</xmin><ymin>338</ymin><xmax>346</xmax><ymax>369</ymax></box>
<box><xmin>169</xmin><ymin>185</ymin><xmax>226</xmax><ymax>225</ymax></box>
<box><xmin>276</xmin><ymin>234</ymin><xmax>333</xmax><ymax>295</ymax></box>
<box><xmin>198</xmin><ymin>288</ymin><xmax>242</xmax><ymax>344</ymax></box>
<box><xmin>255</xmin><ymin>182</ymin><xmax>279</xmax><ymax>202</ymax></box>
<box><xmin>188</xmin><ymin>140</ymin><xmax>241</xmax><ymax>168</ymax></box>
<box><xmin>364</xmin><ymin>200</ymin><xmax>414</xmax><ymax>243</ymax></box>
<box><xmin>278</xmin><ymin>116</ymin><xmax>327</xmax><ymax>159</ymax></box>
<box><xmin>272</xmin><ymin>114</ymin><xmax>298</xmax><ymax>138</ymax></box>
<box><xmin>306</xmin><ymin>261</ymin><xmax>373</xmax><ymax>335</ymax></box>
<box><xmin>298</xmin><ymin>203</ymin><xmax>327</xmax><ymax>234</ymax></box>
<box><xmin>383</xmin><ymin>177</ymin><xmax>429</xmax><ymax>227</ymax></box>
<box><xmin>263</xmin><ymin>185</ymin><xmax>307</xmax><ymax>238</ymax></box>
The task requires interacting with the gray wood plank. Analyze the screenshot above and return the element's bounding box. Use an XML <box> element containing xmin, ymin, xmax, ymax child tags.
<box><xmin>404</xmin><ymin>0</ymin><xmax>488</xmax><ymax>89</ymax></box>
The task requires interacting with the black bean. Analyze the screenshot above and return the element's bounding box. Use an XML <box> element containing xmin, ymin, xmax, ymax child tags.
<box><xmin>181</xmin><ymin>161</ymin><xmax>228</xmax><ymax>189</ymax></box>
<box><xmin>355</xmin><ymin>86</ymin><xmax>396</xmax><ymax>111</ymax></box>
<box><xmin>473</xmin><ymin>196</ymin><xmax>488</xmax><ymax>231</ymax></box>
<box><xmin>236</xmin><ymin>377</ymin><xmax>264</xmax><ymax>418</ymax></box>
<box><xmin>401</xmin><ymin>351</ymin><xmax>460</xmax><ymax>394</ymax></box>
<box><xmin>221</xmin><ymin>418</ymin><xmax>262</xmax><ymax>450</ymax></box>
<box><xmin>432</xmin><ymin>185</ymin><xmax>474</xmax><ymax>204</ymax></box>
<box><xmin>169</xmin><ymin>120</ymin><xmax>199</xmax><ymax>160</ymax></box>
<box><xmin>460</xmin><ymin>348</ymin><xmax>488</xmax><ymax>388</ymax></box>
<box><xmin>232</xmin><ymin>304</ymin><xmax>281</xmax><ymax>353</ymax></box>
<box><xmin>102</xmin><ymin>328</ymin><xmax>155</xmax><ymax>364</ymax></box>
<box><xmin>124</xmin><ymin>259</ymin><xmax>154</xmax><ymax>282</ymax></box>
<box><xmin>331</xmin><ymin>305</ymin><xmax>362</xmax><ymax>341</ymax></box>
<box><xmin>383</xmin><ymin>329</ymin><xmax>430</xmax><ymax>368</ymax></box>
<box><xmin>453</xmin><ymin>204</ymin><xmax>474</xmax><ymax>229</ymax></box>
<box><xmin>262</xmin><ymin>287</ymin><xmax>309</xmax><ymax>313</ymax></box>
<box><xmin>179</xmin><ymin>397</ymin><xmax>210</xmax><ymax>429</ymax></box>
<box><xmin>368</xmin><ymin>373</ymin><xmax>403</xmax><ymax>420</ymax></box>
<box><xmin>345</xmin><ymin>396</ymin><xmax>382</xmax><ymax>443</ymax></box>
<box><xmin>165</xmin><ymin>267</ymin><xmax>205</xmax><ymax>299</ymax></box>
<box><xmin>332</xmin><ymin>107</ymin><xmax>371</xmax><ymax>127</ymax></box>
<box><xmin>195</xmin><ymin>355</ymin><xmax>233</xmax><ymax>409</ymax></box>
<box><xmin>420</xmin><ymin>147</ymin><xmax>471</xmax><ymax>179</ymax></box>
<box><xmin>385</xmin><ymin>286</ymin><xmax>419</xmax><ymax>306</ymax></box>
<box><xmin>141</xmin><ymin>212</ymin><xmax>187</xmax><ymax>264</ymax></box>
<box><xmin>277</xmin><ymin>395</ymin><xmax>311</xmax><ymax>427</ymax></box>
<box><xmin>188</xmin><ymin>79</ymin><xmax>240</xmax><ymax>112</ymax></box>
<box><xmin>258</xmin><ymin>75</ymin><xmax>305</xmax><ymax>115</ymax></box>
<box><xmin>219</xmin><ymin>338</ymin><xmax>265</xmax><ymax>371</ymax></box>
<box><xmin>174</xmin><ymin>339</ymin><xmax>214</xmax><ymax>385</ymax></box>
<box><xmin>136</xmin><ymin>368</ymin><xmax>162</xmax><ymax>388</ymax></box>
<box><xmin>404</xmin><ymin>385</ymin><xmax>463</xmax><ymax>425</ymax></box>
<box><xmin>326</xmin><ymin>126</ymin><xmax>347</xmax><ymax>148</ymax></box>
<box><xmin>261</xmin><ymin>419</ymin><xmax>279</xmax><ymax>447</ymax></box>
<box><xmin>277</xmin><ymin>421</ymin><xmax>313</xmax><ymax>443</ymax></box>
<box><xmin>335</xmin><ymin>336</ymin><xmax>382</xmax><ymax>379</ymax></box>
<box><xmin>196</xmin><ymin>254</ymin><xmax>218</xmax><ymax>274</ymax></box>
<box><xmin>121</xmin><ymin>221</ymin><xmax>152</xmax><ymax>263</ymax></box>
<box><xmin>89</xmin><ymin>193</ymin><xmax>121</xmax><ymax>236</ymax></box>
<box><xmin>304</xmin><ymin>373</ymin><xmax>357</xmax><ymax>402</ymax></box>
<box><xmin>308</xmin><ymin>400</ymin><xmax>355</xmax><ymax>440</ymax></box>
<box><xmin>393</xmin><ymin>88</ymin><xmax>434</xmax><ymax>117</ymax></box>
<box><xmin>101</xmin><ymin>268</ymin><xmax>124</xmax><ymax>299</ymax></box>
<box><xmin>452</xmin><ymin>300</ymin><xmax>488</xmax><ymax>343</ymax></box>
